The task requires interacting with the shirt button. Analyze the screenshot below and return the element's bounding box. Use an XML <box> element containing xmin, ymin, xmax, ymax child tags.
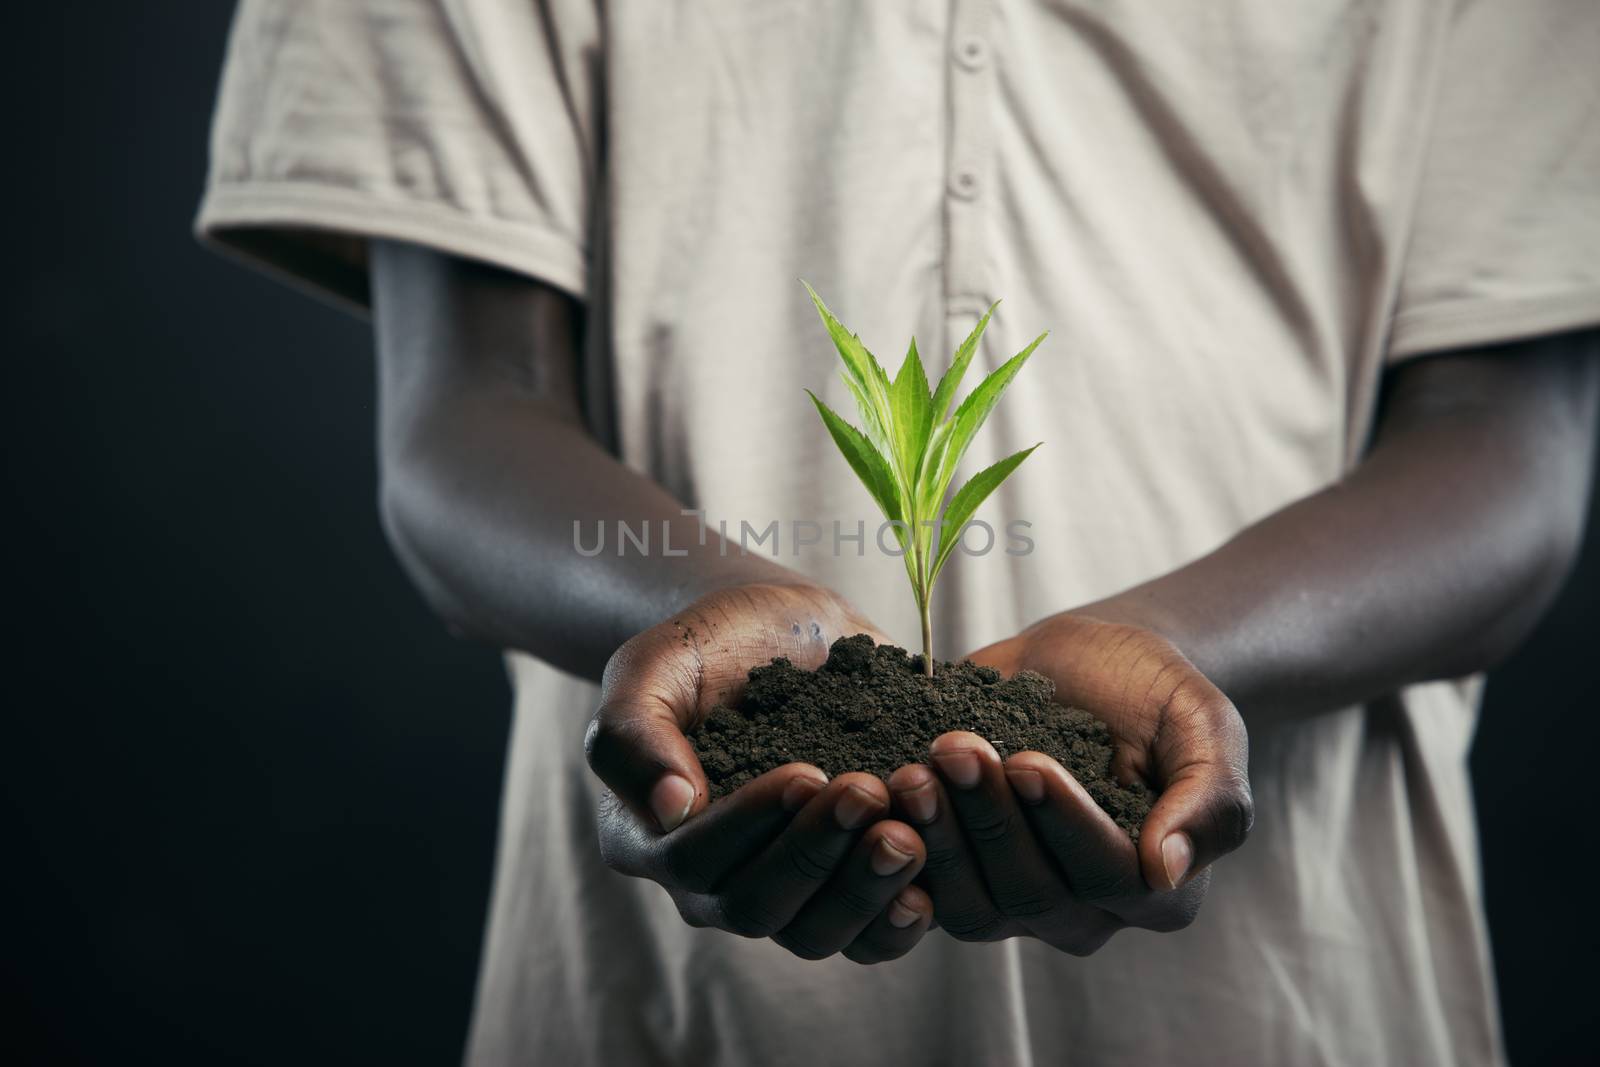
<box><xmin>955</xmin><ymin>37</ymin><xmax>987</xmax><ymax>71</ymax></box>
<box><xmin>950</xmin><ymin>170</ymin><xmax>980</xmax><ymax>200</ymax></box>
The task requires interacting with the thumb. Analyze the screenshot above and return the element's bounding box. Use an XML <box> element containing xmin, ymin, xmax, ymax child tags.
<box><xmin>583</xmin><ymin>628</ymin><xmax>711</xmax><ymax>834</ymax></box>
<box><xmin>1137</xmin><ymin>689</ymin><xmax>1254</xmax><ymax>892</ymax></box>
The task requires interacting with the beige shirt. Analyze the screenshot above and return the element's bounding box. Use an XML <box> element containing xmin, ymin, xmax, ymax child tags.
<box><xmin>199</xmin><ymin>2</ymin><xmax>1600</xmax><ymax>1064</ymax></box>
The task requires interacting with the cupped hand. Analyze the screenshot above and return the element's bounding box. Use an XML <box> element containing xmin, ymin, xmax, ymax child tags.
<box><xmin>888</xmin><ymin>611</ymin><xmax>1253</xmax><ymax>954</ymax></box>
<box><xmin>585</xmin><ymin>582</ymin><xmax>934</xmax><ymax>964</ymax></box>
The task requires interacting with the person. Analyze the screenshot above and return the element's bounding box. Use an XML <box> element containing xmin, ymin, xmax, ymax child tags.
<box><xmin>197</xmin><ymin>1</ymin><xmax>1599</xmax><ymax>1063</ymax></box>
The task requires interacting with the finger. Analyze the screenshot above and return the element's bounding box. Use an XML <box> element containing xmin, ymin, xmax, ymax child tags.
<box><xmin>927</xmin><ymin>732</ymin><xmax>1080</xmax><ymax>931</ymax></box>
<box><xmin>1007</xmin><ymin>750</ymin><xmax>1202</xmax><ymax>934</ymax></box>
<box><xmin>888</xmin><ymin>762</ymin><xmax>1008</xmax><ymax>942</ymax></box>
<box><xmin>710</xmin><ymin>773</ymin><xmax>889</xmax><ymax>940</ymax></box>
<box><xmin>1003</xmin><ymin>751</ymin><xmax>1143</xmax><ymax>903</ymax></box>
<box><xmin>1139</xmin><ymin>686</ymin><xmax>1254</xmax><ymax>892</ymax></box>
<box><xmin>599</xmin><ymin>763</ymin><xmax>829</xmax><ymax>891</ymax></box>
<box><xmin>1139</xmin><ymin>768</ymin><xmax>1253</xmax><ymax>892</ymax></box>
<box><xmin>773</xmin><ymin>820</ymin><xmax>926</xmax><ymax>960</ymax></box>
<box><xmin>584</xmin><ymin>627</ymin><xmax>712</xmax><ymax>832</ymax></box>
<box><xmin>842</xmin><ymin>884</ymin><xmax>934</xmax><ymax>965</ymax></box>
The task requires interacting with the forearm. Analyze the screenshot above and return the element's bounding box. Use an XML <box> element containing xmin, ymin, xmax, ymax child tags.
<box><xmin>370</xmin><ymin>241</ymin><xmax>800</xmax><ymax>679</ymax></box>
<box><xmin>379</xmin><ymin>392</ymin><xmax>795</xmax><ymax>679</ymax></box>
<box><xmin>1081</xmin><ymin>332</ymin><xmax>1599</xmax><ymax>725</ymax></box>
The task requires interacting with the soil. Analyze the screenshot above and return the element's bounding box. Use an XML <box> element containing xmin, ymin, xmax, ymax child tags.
<box><xmin>690</xmin><ymin>634</ymin><xmax>1155</xmax><ymax>839</ymax></box>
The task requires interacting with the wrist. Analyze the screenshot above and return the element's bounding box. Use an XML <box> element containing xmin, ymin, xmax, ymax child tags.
<box><xmin>1038</xmin><ymin>587</ymin><xmax>1236</xmax><ymax>699</ymax></box>
<box><xmin>643</xmin><ymin>514</ymin><xmax>818</xmax><ymax>617</ymax></box>
<box><xmin>675</xmin><ymin>575</ymin><xmax>878</xmax><ymax>642</ymax></box>
<box><xmin>1082</xmin><ymin>584</ymin><xmax>1278</xmax><ymax>722</ymax></box>
<box><xmin>1042</xmin><ymin>588</ymin><xmax>1192</xmax><ymax>652</ymax></box>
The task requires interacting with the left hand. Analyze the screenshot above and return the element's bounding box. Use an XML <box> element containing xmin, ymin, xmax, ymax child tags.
<box><xmin>586</xmin><ymin>582</ymin><xmax>935</xmax><ymax>964</ymax></box>
<box><xmin>887</xmin><ymin>611</ymin><xmax>1253</xmax><ymax>954</ymax></box>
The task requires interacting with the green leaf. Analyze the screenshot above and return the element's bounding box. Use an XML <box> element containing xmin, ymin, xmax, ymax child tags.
<box><xmin>803</xmin><ymin>280</ymin><xmax>892</xmax><ymax>422</ymax></box>
<box><xmin>929</xmin><ymin>301</ymin><xmax>1000</xmax><ymax>423</ymax></box>
<box><xmin>806</xmin><ymin>390</ymin><xmax>903</xmax><ymax>525</ymax></box>
<box><xmin>931</xmin><ymin>444</ymin><xmax>1040</xmax><ymax>582</ymax></box>
<box><xmin>929</xmin><ymin>330</ymin><xmax>1047</xmax><ymax>507</ymax></box>
<box><xmin>915</xmin><ymin>420</ymin><xmax>955</xmax><ymax>518</ymax></box>
<box><xmin>802</xmin><ymin>281</ymin><xmax>1049</xmax><ymax>676</ymax></box>
<box><xmin>840</xmin><ymin>371</ymin><xmax>893</xmax><ymax>457</ymax></box>
<box><xmin>890</xmin><ymin>337</ymin><xmax>932</xmax><ymax>482</ymax></box>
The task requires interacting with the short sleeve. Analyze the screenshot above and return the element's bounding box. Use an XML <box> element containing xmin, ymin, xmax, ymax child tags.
<box><xmin>195</xmin><ymin>0</ymin><xmax>600</xmax><ymax>312</ymax></box>
<box><xmin>1389</xmin><ymin>0</ymin><xmax>1600</xmax><ymax>361</ymax></box>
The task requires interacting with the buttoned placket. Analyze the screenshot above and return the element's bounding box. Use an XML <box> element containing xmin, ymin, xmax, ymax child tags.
<box><xmin>943</xmin><ymin>0</ymin><xmax>996</xmax><ymax>347</ymax></box>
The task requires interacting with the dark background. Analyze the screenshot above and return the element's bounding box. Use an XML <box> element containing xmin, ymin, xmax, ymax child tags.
<box><xmin>8</xmin><ymin>4</ymin><xmax>1595</xmax><ymax>1064</ymax></box>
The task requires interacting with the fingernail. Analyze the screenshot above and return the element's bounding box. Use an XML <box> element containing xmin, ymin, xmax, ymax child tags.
<box><xmin>931</xmin><ymin>748</ymin><xmax>982</xmax><ymax>790</ymax></box>
<box><xmin>870</xmin><ymin>837</ymin><xmax>915</xmax><ymax>877</ymax></box>
<box><xmin>781</xmin><ymin>773</ymin><xmax>827</xmax><ymax>812</ymax></box>
<box><xmin>835</xmin><ymin>786</ymin><xmax>881</xmax><ymax>830</ymax></box>
<box><xmin>1007</xmin><ymin>768</ymin><xmax>1045</xmax><ymax>805</ymax></box>
<box><xmin>649</xmin><ymin>774</ymin><xmax>696</xmax><ymax>833</ymax></box>
<box><xmin>1162</xmin><ymin>832</ymin><xmax>1194</xmax><ymax>890</ymax></box>
<box><xmin>888</xmin><ymin>895</ymin><xmax>921</xmax><ymax>929</ymax></box>
<box><xmin>896</xmin><ymin>782</ymin><xmax>938</xmax><ymax>825</ymax></box>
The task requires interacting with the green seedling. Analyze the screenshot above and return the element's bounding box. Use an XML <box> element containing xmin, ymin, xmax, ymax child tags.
<box><xmin>803</xmin><ymin>282</ymin><xmax>1046</xmax><ymax>677</ymax></box>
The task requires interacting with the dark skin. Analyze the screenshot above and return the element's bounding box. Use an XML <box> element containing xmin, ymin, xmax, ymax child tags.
<box><xmin>372</xmin><ymin>239</ymin><xmax>1599</xmax><ymax>961</ymax></box>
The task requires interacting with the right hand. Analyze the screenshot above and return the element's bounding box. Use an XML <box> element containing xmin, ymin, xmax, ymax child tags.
<box><xmin>584</xmin><ymin>582</ymin><xmax>934</xmax><ymax>964</ymax></box>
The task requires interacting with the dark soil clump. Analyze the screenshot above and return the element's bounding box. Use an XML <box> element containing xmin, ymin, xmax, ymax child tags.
<box><xmin>691</xmin><ymin>634</ymin><xmax>1155</xmax><ymax>839</ymax></box>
